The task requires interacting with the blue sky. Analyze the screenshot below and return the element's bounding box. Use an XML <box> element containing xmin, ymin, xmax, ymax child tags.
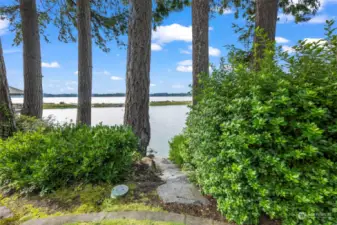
<box><xmin>1</xmin><ymin>0</ymin><xmax>337</xmax><ymax>94</ymax></box>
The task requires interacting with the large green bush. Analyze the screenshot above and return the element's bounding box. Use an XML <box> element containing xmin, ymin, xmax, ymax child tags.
<box><xmin>182</xmin><ymin>22</ymin><xmax>337</xmax><ymax>224</ymax></box>
<box><xmin>0</xmin><ymin>124</ymin><xmax>138</xmax><ymax>194</ymax></box>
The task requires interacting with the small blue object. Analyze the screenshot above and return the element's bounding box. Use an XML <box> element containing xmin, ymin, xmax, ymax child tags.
<box><xmin>111</xmin><ymin>184</ymin><xmax>129</xmax><ymax>198</ymax></box>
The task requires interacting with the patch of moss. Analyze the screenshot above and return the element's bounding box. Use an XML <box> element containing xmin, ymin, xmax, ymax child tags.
<box><xmin>66</xmin><ymin>219</ymin><xmax>184</xmax><ymax>225</ymax></box>
<box><xmin>0</xmin><ymin>194</ymin><xmax>64</xmax><ymax>225</ymax></box>
<box><xmin>0</xmin><ymin>184</ymin><xmax>163</xmax><ymax>224</ymax></box>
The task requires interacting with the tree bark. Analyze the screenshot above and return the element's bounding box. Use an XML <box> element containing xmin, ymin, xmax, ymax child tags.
<box><xmin>124</xmin><ymin>0</ymin><xmax>152</xmax><ymax>156</ymax></box>
<box><xmin>192</xmin><ymin>0</ymin><xmax>209</xmax><ymax>105</ymax></box>
<box><xmin>253</xmin><ymin>0</ymin><xmax>278</xmax><ymax>63</ymax></box>
<box><xmin>0</xmin><ymin>38</ymin><xmax>16</xmax><ymax>138</ymax></box>
<box><xmin>20</xmin><ymin>0</ymin><xmax>43</xmax><ymax>118</ymax></box>
<box><xmin>76</xmin><ymin>0</ymin><xmax>92</xmax><ymax>126</ymax></box>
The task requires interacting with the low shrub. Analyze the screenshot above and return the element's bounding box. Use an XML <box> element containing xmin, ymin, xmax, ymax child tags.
<box><xmin>169</xmin><ymin>134</ymin><xmax>187</xmax><ymax>166</ymax></box>
<box><xmin>0</xmin><ymin>124</ymin><xmax>138</xmax><ymax>194</ymax></box>
<box><xmin>15</xmin><ymin>115</ymin><xmax>55</xmax><ymax>133</ymax></box>
<box><xmin>183</xmin><ymin>22</ymin><xmax>337</xmax><ymax>224</ymax></box>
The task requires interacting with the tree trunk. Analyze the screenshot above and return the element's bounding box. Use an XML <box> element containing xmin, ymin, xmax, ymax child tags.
<box><xmin>124</xmin><ymin>0</ymin><xmax>152</xmax><ymax>156</ymax></box>
<box><xmin>76</xmin><ymin>0</ymin><xmax>92</xmax><ymax>126</ymax></box>
<box><xmin>253</xmin><ymin>0</ymin><xmax>278</xmax><ymax>63</ymax></box>
<box><xmin>192</xmin><ymin>0</ymin><xmax>209</xmax><ymax>105</ymax></box>
<box><xmin>0</xmin><ymin>38</ymin><xmax>16</xmax><ymax>138</ymax></box>
<box><xmin>20</xmin><ymin>0</ymin><xmax>43</xmax><ymax>118</ymax></box>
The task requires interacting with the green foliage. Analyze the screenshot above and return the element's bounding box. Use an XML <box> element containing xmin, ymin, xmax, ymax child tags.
<box><xmin>230</xmin><ymin>0</ymin><xmax>321</xmax><ymax>47</ymax></box>
<box><xmin>15</xmin><ymin>115</ymin><xmax>54</xmax><ymax>133</ymax></box>
<box><xmin>0</xmin><ymin>124</ymin><xmax>138</xmax><ymax>195</ymax></box>
<box><xmin>182</xmin><ymin>21</ymin><xmax>337</xmax><ymax>224</ymax></box>
<box><xmin>0</xmin><ymin>103</ymin><xmax>16</xmax><ymax>139</ymax></box>
<box><xmin>168</xmin><ymin>134</ymin><xmax>187</xmax><ymax>166</ymax></box>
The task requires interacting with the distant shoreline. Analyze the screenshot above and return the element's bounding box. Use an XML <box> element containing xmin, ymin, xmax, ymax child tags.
<box><xmin>13</xmin><ymin>101</ymin><xmax>191</xmax><ymax>110</ymax></box>
<box><xmin>11</xmin><ymin>95</ymin><xmax>191</xmax><ymax>98</ymax></box>
<box><xmin>43</xmin><ymin>93</ymin><xmax>191</xmax><ymax>98</ymax></box>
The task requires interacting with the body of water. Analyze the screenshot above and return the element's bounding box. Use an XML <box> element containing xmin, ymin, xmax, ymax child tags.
<box><xmin>11</xmin><ymin>96</ymin><xmax>192</xmax><ymax>104</ymax></box>
<box><xmin>43</xmin><ymin>105</ymin><xmax>189</xmax><ymax>157</ymax></box>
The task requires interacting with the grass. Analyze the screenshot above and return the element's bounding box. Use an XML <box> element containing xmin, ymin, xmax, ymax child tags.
<box><xmin>41</xmin><ymin>101</ymin><xmax>191</xmax><ymax>109</ymax></box>
<box><xmin>65</xmin><ymin>219</ymin><xmax>184</xmax><ymax>225</ymax></box>
<box><xmin>0</xmin><ymin>183</ymin><xmax>163</xmax><ymax>225</ymax></box>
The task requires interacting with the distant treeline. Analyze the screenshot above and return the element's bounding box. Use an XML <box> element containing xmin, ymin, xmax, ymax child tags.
<box><xmin>43</xmin><ymin>93</ymin><xmax>191</xmax><ymax>97</ymax></box>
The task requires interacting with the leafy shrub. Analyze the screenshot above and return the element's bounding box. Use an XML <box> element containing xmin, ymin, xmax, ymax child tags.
<box><xmin>15</xmin><ymin>115</ymin><xmax>55</xmax><ymax>133</ymax></box>
<box><xmin>183</xmin><ymin>22</ymin><xmax>337</xmax><ymax>224</ymax></box>
<box><xmin>0</xmin><ymin>124</ymin><xmax>138</xmax><ymax>194</ymax></box>
<box><xmin>169</xmin><ymin>134</ymin><xmax>187</xmax><ymax>166</ymax></box>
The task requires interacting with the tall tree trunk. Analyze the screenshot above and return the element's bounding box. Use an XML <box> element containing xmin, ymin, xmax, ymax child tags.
<box><xmin>253</xmin><ymin>0</ymin><xmax>278</xmax><ymax>63</ymax></box>
<box><xmin>0</xmin><ymin>38</ymin><xmax>16</xmax><ymax>138</ymax></box>
<box><xmin>192</xmin><ymin>0</ymin><xmax>209</xmax><ymax>105</ymax></box>
<box><xmin>20</xmin><ymin>0</ymin><xmax>43</xmax><ymax>118</ymax></box>
<box><xmin>76</xmin><ymin>0</ymin><xmax>92</xmax><ymax>126</ymax></box>
<box><xmin>124</xmin><ymin>0</ymin><xmax>152</xmax><ymax>156</ymax></box>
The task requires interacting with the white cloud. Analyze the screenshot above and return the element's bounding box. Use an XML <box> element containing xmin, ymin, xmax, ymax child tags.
<box><xmin>74</xmin><ymin>71</ymin><xmax>78</xmax><ymax>75</ymax></box>
<box><xmin>209</xmin><ymin>27</ymin><xmax>214</xmax><ymax>31</ymax></box>
<box><xmin>172</xmin><ymin>84</ymin><xmax>185</xmax><ymax>89</ymax></box>
<box><xmin>275</xmin><ymin>37</ymin><xmax>290</xmax><ymax>44</ymax></box>
<box><xmin>304</xmin><ymin>38</ymin><xmax>327</xmax><ymax>45</ymax></box>
<box><xmin>178</xmin><ymin>60</ymin><xmax>192</xmax><ymax>66</ymax></box>
<box><xmin>307</xmin><ymin>15</ymin><xmax>330</xmax><ymax>24</ymax></box>
<box><xmin>282</xmin><ymin>45</ymin><xmax>296</xmax><ymax>53</ymax></box>
<box><xmin>177</xmin><ymin>65</ymin><xmax>192</xmax><ymax>72</ymax></box>
<box><xmin>180</xmin><ymin>45</ymin><xmax>192</xmax><ymax>55</ymax></box>
<box><xmin>209</xmin><ymin>47</ymin><xmax>221</xmax><ymax>57</ymax></box>
<box><xmin>42</xmin><ymin>61</ymin><xmax>60</xmax><ymax>68</ymax></box>
<box><xmin>151</xmin><ymin>43</ymin><xmax>163</xmax><ymax>51</ymax></box>
<box><xmin>3</xmin><ymin>49</ymin><xmax>21</xmax><ymax>54</ymax></box>
<box><xmin>222</xmin><ymin>8</ymin><xmax>233</xmax><ymax>15</ymax></box>
<box><xmin>153</xmin><ymin>24</ymin><xmax>192</xmax><ymax>44</ymax></box>
<box><xmin>111</xmin><ymin>76</ymin><xmax>122</xmax><ymax>81</ymax></box>
<box><xmin>150</xmin><ymin>83</ymin><xmax>156</xmax><ymax>87</ymax></box>
<box><xmin>176</xmin><ymin>60</ymin><xmax>193</xmax><ymax>72</ymax></box>
<box><xmin>103</xmin><ymin>70</ymin><xmax>110</xmax><ymax>75</ymax></box>
<box><xmin>314</xmin><ymin>0</ymin><xmax>337</xmax><ymax>10</ymax></box>
<box><xmin>180</xmin><ymin>49</ymin><xmax>191</xmax><ymax>55</ymax></box>
<box><xmin>0</xmin><ymin>19</ymin><xmax>9</xmax><ymax>36</ymax></box>
<box><xmin>211</xmin><ymin>6</ymin><xmax>233</xmax><ymax>15</ymax></box>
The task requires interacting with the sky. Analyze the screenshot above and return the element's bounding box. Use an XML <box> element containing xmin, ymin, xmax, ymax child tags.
<box><xmin>1</xmin><ymin>0</ymin><xmax>337</xmax><ymax>94</ymax></box>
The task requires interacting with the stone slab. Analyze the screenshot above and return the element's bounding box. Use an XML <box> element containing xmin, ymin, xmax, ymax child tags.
<box><xmin>154</xmin><ymin>157</ymin><xmax>209</xmax><ymax>206</ymax></box>
<box><xmin>0</xmin><ymin>206</ymin><xmax>13</xmax><ymax>219</ymax></box>
<box><xmin>22</xmin><ymin>211</ymin><xmax>230</xmax><ymax>225</ymax></box>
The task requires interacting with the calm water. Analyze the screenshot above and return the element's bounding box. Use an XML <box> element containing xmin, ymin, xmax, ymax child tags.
<box><xmin>43</xmin><ymin>105</ymin><xmax>190</xmax><ymax>157</ymax></box>
<box><xmin>11</xmin><ymin>96</ymin><xmax>191</xmax><ymax>104</ymax></box>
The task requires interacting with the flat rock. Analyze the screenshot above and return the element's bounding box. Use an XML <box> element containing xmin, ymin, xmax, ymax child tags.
<box><xmin>157</xmin><ymin>182</ymin><xmax>209</xmax><ymax>205</ymax></box>
<box><xmin>154</xmin><ymin>157</ymin><xmax>209</xmax><ymax>206</ymax></box>
<box><xmin>0</xmin><ymin>206</ymin><xmax>13</xmax><ymax>219</ymax></box>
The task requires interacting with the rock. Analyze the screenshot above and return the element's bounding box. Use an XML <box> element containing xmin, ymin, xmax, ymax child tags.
<box><xmin>154</xmin><ymin>157</ymin><xmax>209</xmax><ymax>206</ymax></box>
<box><xmin>140</xmin><ymin>157</ymin><xmax>157</xmax><ymax>171</ymax></box>
<box><xmin>157</xmin><ymin>182</ymin><xmax>209</xmax><ymax>205</ymax></box>
<box><xmin>0</xmin><ymin>206</ymin><xmax>13</xmax><ymax>219</ymax></box>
